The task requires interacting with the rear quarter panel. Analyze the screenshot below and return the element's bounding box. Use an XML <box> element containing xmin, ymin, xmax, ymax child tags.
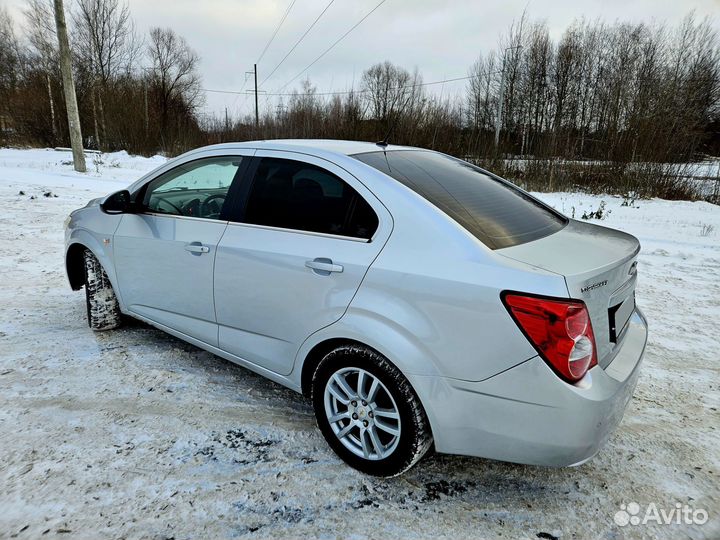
<box><xmin>344</xmin><ymin>243</ymin><xmax>568</xmax><ymax>382</ymax></box>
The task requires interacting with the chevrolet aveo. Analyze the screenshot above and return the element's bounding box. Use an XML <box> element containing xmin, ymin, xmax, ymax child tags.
<box><xmin>64</xmin><ymin>140</ymin><xmax>648</xmax><ymax>476</ymax></box>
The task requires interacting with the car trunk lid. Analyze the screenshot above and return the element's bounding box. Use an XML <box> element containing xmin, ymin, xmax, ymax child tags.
<box><xmin>498</xmin><ymin>219</ymin><xmax>640</xmax><ymax>367</ymax></box>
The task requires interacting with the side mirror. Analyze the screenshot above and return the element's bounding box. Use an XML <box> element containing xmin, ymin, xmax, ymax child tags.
<box><xmin>100</xmin><ymin>190</ymin><xmax>133</xmax><ymax>214</ymax></box>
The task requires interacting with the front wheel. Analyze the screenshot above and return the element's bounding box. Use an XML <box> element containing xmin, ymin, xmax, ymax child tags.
<box><xmin>83</xmin><ymin>250</ymin><xmax>122</xmax><ymax>331</ymax></box>
<box><xmin>312</xmin><ymin>344</ymin><xmax>433</xmax><ymax>476</ymax></box>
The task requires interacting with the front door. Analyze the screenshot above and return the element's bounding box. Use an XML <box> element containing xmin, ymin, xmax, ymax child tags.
<box><xmin>214</xmin><ymin>152</ymin><xmax>392</xmax><ymax>375</ymax></box>
<box><xmin>114</xmin><ymin>154</ymin><xmax>249</xmax><ymax>345</ymax></box>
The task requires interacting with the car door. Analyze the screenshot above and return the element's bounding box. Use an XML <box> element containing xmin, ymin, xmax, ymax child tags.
<box><xmin>113</xmin><ymin>153</ymin><xmax>252</xmax><ymax>345</ymax></box>
<box><xmin>214</xmin><ymin>151</ymin><xmax>392</xmax><ymax>375</ymax></box>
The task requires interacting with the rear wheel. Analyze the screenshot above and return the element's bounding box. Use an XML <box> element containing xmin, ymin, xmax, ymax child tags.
<box><xmin>83</xmin><ymin>250</ymin><xmax>122</xmax><ymax>331</ymax></box>
<box><xmin>312</xmin><ymin>344</ymin><xmax>433</xmax><ymax>476</ymax></box>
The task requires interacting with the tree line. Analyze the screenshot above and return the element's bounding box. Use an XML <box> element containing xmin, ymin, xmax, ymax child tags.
<box><xmin>0</xmin><ymin>3</ymin><xmax>718</xmax><ymax>199</ymax></box>
<box><xmin>0</xmin><ymin>0</ymin><xmax>203</xmax><ymax>156</ymax></box>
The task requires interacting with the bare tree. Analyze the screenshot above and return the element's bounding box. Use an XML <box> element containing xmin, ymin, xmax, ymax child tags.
<box><xmin>467</xmin><ymin>53</ymin><xmax>497</xmax><ymax>130</ymax></box>
<box><xmin>24</xmin><ymin>0</ymin><xmax>60</xmax><ymax>140</ymax></box>
<box><xmin>361</xmin><ymin>61</ymin><xmax>424</xmax><ymax>140</ymax></box>
<box><xmin>286</xmin><ymin>79</ymin><xmax>323</xmax><ymax>138</ymax></box>
<box><xmin>0</xmin><ymin>8</ymin><xmax>20</xmax><ymax>94</ymax></box>
<box><xmin>362</xmin><ymin>62</ymin><xmax>415</xmax><ymax>120</ymax></box>
<box><xmin>72</xmin><ymin>0</ymin><xmax>140</xmax><ymax>147</ymax></box>
<box><xmin>0</xmin><ymin>7</ymin><xmax>21</xmax><ymax>140</ymax></box>
<box><xmin>72</xmin><ymin>0</ymin><xmax>138</xmax><ymax>84</ymax></box>
<box><xmin>54</xmin><ymin>0</ymin><xmax>86</xmax><ymax>172</ymax></box>
<box><xmin>147</xmin><ymin>27</ymin><xmax>202</xmax><ymax>132</ymax></box>
<box><xmin>551</xmin><ymin>26</ymin><xmax>579</xmax><ymax>155</ymax></box>
<box><xmin>25</xmin><ymin>0</ymin><xmax>57</xmax><ymax>58</ymax></box>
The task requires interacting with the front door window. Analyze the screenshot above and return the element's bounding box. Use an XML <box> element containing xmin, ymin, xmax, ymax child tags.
<box><xmin>142</xmin><ymin>156</ymin><xmax>244</xmax><ymax>220</ymax></box>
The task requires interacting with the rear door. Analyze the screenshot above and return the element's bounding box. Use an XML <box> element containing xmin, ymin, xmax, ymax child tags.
<box><xmin>214</xmin><ymin>151</ymin><xmax>392</xmax><ymax>375</ymax></box>
<box><xmin>113</xmin><ymin>153</ymin><xmax>252</xmax><ymax>345</ymax></box>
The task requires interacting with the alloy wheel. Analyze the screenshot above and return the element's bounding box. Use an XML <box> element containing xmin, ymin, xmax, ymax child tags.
<box><xmin>323</xmin><ymin>367</ymin><xmax>401</xmax><ymax>460</ymax></box>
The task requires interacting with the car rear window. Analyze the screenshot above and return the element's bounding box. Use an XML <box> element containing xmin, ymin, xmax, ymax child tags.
<box><xmin>353</xmin><ymin>150</ymin><xmax>566</xmax><ymax>249</ymax></box>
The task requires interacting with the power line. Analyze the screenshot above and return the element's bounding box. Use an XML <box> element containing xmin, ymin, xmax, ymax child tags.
<box><xmin>204</xmin><ymin>69</ymin><xmax>710</xmax><ymax>99</ymax></box>
<box><xmin>256</xmin><ymin>0</ymin><xmax>297</xmax><ymax>64</ymax></box>
<box><xmin>203</xmin><ymin>74</ymin><xmax>474</xmax><ymax>97</ymax></box>
<box><xmin>232</xmin><ymin>0</ymin><xmax>296</xmax><ymax>118</ymax></box>
<box><xmin>259</xmin><ymin>0</ymin><xmax>336</xmax><ymax>89</ymax></box>
<box><xmin>276</xmin><ymin>0</ymin><xmax>389</xmax><ymax>93</ymax></box>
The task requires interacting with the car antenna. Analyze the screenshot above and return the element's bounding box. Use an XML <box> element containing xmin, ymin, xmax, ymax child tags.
<box><xmin>377</xmin><ymin>88</ymin><xmax>415</xmax><ymax>148</ymax></box>
<box><xmin>376</xmin><ymin>114</ymin><xmax>399</xmax><ymax>149</ymax></box>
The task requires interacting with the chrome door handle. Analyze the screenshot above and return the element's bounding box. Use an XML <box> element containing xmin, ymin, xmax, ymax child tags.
<box><xmin>185</xmin><ymin>243</ymin><xmax>209</xmax><ymax>254</ymax></box>
<box><xmin>305</xmin><ymin>258</ymin><xmax>343</xmax><ymax>275</ymax></box>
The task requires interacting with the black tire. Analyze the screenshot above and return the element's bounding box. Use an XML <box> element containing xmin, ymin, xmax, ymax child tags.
<box><xmin>83</xmin><ymin>250</ymin><xmax>122</xmax><ymax>331</ymax></box>
<box><xmin>312</xmin><ymin>344</ymin><xmax>433</xmax><ymax>477</ymax></box>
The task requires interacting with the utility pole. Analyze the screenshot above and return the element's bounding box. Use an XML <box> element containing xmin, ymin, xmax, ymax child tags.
<box><xmin>246</xmin><ymin>66</ymin><xmax>266</xmax><ymax>134</ymax></box>
<box><xmin>254</xmin><ymin>63</ymin><xmax>259</xmax><ymax>130</ymax></box>
<box><xmin>53</xmin><ymin>0</ymin><xmax>86</xmax><ymax>172</ymax></box>
<box><xmin>494</xmin><ymin>45</ymin><xmax>521</xmax><ymax>152</ymax></box>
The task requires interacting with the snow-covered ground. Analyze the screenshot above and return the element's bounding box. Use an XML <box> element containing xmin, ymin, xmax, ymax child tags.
<box><xmin>0</xmin><ymin>148</ymin><xmax>718</xmax><ymax>540</ymax></box>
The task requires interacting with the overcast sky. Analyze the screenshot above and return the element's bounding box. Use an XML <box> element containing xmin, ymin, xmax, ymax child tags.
<box><xmin>5</xmin><ymin>0</ymin><xmax>719</xmax><ymax>119</ymax></box>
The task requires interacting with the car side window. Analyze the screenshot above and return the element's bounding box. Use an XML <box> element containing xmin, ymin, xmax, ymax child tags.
<box><xmin>141</xmin><ymin>156</ymin><xmax>244</xmax><ymax>220</ymax></box>
<box><xmin>243</xmin><ymin>157</ymin><xmax>379</xmax><ymax>240</ymax></box>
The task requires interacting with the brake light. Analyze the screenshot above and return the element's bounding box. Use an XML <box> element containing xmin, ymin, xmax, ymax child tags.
<box><xmin>501</xmin><ymin>293</ymin><xmax>598</xmax><ymax>383</ymax></box>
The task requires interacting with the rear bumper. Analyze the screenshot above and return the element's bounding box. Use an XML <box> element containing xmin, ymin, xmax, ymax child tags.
<box><xmin>409</xmin><ymin>308</ymin><xmax>648</xmax><ymax>466</ymax></box>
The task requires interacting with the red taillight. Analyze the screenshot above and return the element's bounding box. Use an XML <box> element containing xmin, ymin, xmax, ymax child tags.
<box><xmin>502</xmin><ymin>293</ymin><xmax>598</xmax><ymax>383</ymax></box>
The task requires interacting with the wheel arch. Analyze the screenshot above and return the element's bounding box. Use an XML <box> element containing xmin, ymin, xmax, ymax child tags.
<box><xmin>66</xmin><ymin>242</ymin><xmax>87</xmax><ymax>290</ymax></box>
<box><xmin>296</xmin><ymin>310</ymin><xmax>444</xmax><ymax>399</ymax></box>
<box><xmin>298</xmin><ymin>327</ymin><xmax>441</xmax><ymax>400</ymax></box>
<box><xmin>300</xmin><ymin>338</ymin><xmax>367</xmax><ymax>397</ymax></box>
<box><xmin>65</xmin><ymin>233</ymin><xmax>123</xmax><ymax>310</ymax></box>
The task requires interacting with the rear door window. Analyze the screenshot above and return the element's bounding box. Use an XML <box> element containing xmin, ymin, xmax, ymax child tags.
<box><xmin>242</xmin><ymin>157</ymin><xmax>379</xmax><ymax>240</ymax></box>
<box><xmin>353</xmin><ymin>150</ymin><xmax>566</xmax><ymax>249</ymax></box>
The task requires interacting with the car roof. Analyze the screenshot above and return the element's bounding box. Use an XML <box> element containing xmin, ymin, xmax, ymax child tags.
<box><xmin>128</xmin><ymin>139</ymin><xmax>424</xmax><ymax>194</ymax></box>
<box><xmin>195</xmin><ymin>139</ymin><xmax>413</xmax><ymax>157</ymax></box>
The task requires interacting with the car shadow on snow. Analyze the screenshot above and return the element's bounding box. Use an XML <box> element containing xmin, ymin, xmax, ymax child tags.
<box><xmin>92</xmin><ymin>317</ymin><xmax>603</xmax><ymax>523</ymax></box>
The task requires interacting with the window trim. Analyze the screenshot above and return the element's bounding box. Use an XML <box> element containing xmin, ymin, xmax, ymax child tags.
<box><xmin>140</xmin><ymin>211</ymin><xmax>231</xmax><ymax>225</ymax></box>
<box><xmin>224</xmin><ymin>220</ymin><xmax>371</xmax><ymax>243</ymax></box>
<box><xmin>228</xmin><ymin>153</ymin><xmax>383</xmax><ymax>242</ymax></box>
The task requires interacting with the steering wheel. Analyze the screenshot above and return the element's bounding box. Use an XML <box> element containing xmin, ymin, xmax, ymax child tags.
<box><xmin>200</xmin><ymin>193</ymin><xmax>227</xmax><ymax>219</ymax></box>
<box><xmin>152</xmin><ymin>196</ymin><xmax>184</xmax><ymax>215</ymax></box>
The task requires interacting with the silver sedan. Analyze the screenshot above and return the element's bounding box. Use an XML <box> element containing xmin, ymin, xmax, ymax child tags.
<box><xmin>64</xmin><ymin>140</ymin><xmax>647</xmax><ymax>476</ymax></box>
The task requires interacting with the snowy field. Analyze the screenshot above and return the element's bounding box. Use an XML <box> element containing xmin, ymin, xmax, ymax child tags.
<box><xmin>0</xmin><ymin>148</ymin><xmax>718</xmax><ymax>540</ymax></box>
<box><xmin>496</xmin><ymin>157</ymin><xmax>720</xmax><ymax>198</ymax></box>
